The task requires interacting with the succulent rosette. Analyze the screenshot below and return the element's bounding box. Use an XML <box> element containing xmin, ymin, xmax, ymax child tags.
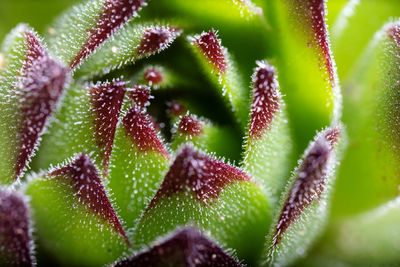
<box><xmin>0</xmin><ymin>0</ymin><xmax>400</xmax><ymax>266</ymax></box>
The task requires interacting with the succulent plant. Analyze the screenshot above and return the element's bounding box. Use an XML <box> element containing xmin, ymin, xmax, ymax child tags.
<box><xmin>0</xmin><ymin>0</ymin><xmax>399</xmax><ymax>266</ymax></box>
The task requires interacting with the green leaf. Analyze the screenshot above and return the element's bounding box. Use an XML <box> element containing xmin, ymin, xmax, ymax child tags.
<box><xmin>47</xmin><ymin>0</ymin><xmax>148</xmax><ymax>69</ymax></box>
<box><xmin>242</xmin><ymin>61</ymin><xmax>292</xmax><ymax>205</ymax></box>
<box><xmin>322</xmin><ymin>197</ymin><xmax>400</xmax><ymax>265</ymax></box>
<box><xmin>34</xmin><ymin>80</ymin><xmax>126</xmax><ymax>176</ymax></box>
<box><xmin>332</xmin><ymin>21</ymin><xmax>400</xmax><ymax>218</ymax></box>
<box><xmin>76</xmin><ymin>23</ymin><xmax>182</xmax><ymax>78</ymax></box>
<box><xmin>332</xmin><ymin>0</ymin><xmax>400</xmax><ymax>81</ymax></box>
<box><xmin>0</xmin><ymin>24</ymin><xmax>69</xmax><ymax>184</ymax></box>
<box><xmin>188</xmin><ymin>30</ymin><xmax>249</xmax><ymax>129</ymax></box>
<box><xmin>133</xmin><ymin>145</ymin><xmax>270</xmax><ymax>265</ymax></box>
<box><xmin>263</xmin><ymin>127</ymin><xmax>341</xmax><ymax>267</ymax></box>
<box><xmin>25</xmin><ymin>154</ymin><xmax>129</xmax><ymax>266</ymax></box>
<box><xmin>108</xmin><ymin>104</ymin><xmax>171</xmax><ymax>231</ymax></box>
<box><xmin>143</xmin><ymin>0</ymin><xmax>262</xmax><ymax>27</ymax></box>
<box><xmin>265</xmin><ymin>0</ymin><xmax>341</xmax><ymax>152</ymax></box>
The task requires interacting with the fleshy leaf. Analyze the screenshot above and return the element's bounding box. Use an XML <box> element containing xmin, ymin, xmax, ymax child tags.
<box><xmin>263</xmin><ymin>127</ymin><xmax>341</xmax><ymax>267</ymax></box>
<box><xmin>189</xmin><ymin>30</ymin><xmax>248</xmax><ymax>128</ymax></box>
<box><xmin>0</xmin><ymin>189</ymin><xmax>35</xmax><ymax>267</ymax></box>
<box><xmin>47</xmin><ymin>0</ymin><xmax>148</xmax><ymax>68</ymax></box>
<box><xmin>0</xmin><ymin>24</ymin><xmax>69</xmax><ymax>184</ymax></box>
<box><xmin>134</xmin><ymin>145</ymin><xmax>270</xmax><ymax>265</ymax></box>
<box><xmin>266</xmin><ymin>0</ymin><xmax>341</xmax><ymax>151</ymax></box>
<box><xmin>242</xmin><ymin>61</ymin><xmax>292</xmax><ymax>204</ymax></box>
<box><xmin>332</xmin><ymin>0</ymin><xmax>400</xmax><ymax>80</ymax></box>
<box><xmin>76</xmin><ymin>24</ymin><xmax>181</xmax><ymax>78</ymax></box>
<box><xmin>171</xmin><ymin>113</ymin><xmax>241</xmax><ymax>160</ymax></box>
<box><xmin>147</xmin><ymin>0</ymin><xmax>262</xmax><ymax>27</ymax></box>
<box><xmin>35</xmin><ymin>80</ymin><xmax>125</xmax><ymax>176</ymax></box>
<box><xmin>25</xmin><ymin>154</ymin><xmax>129</xmax><ymax>266</ymax></box>
<box><xmin>332</xmin><ymin>21</ymin><xmax>400</xmax><ymax>218</ymax></box>
<box><xmin>108</xmin><ymin>106</ymin><xmax>170</xmax><ymax>231</ymax></box>
<box><xmin>112</xmin><ymin>227</ymin><xmax>244</xmax><ymax>267</ymax></box>
<box><xmin>320</xmin><ymin>197</ymin><xmax>400</xmax><ymax>265</ymax></box>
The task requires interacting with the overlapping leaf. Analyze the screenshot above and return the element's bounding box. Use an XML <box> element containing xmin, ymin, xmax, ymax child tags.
<box><xmin>26</xmin><ymin>154</ymin><xmax>129</xmax><ymax>266</ymax></box>
<box><xmin>0</xmin><ymin>24</ymin><xmax>68</xmax><ymax>184</ymax></box>
<box><xmin>47</xmin><ymin>0</ymin><xmax>148</xmax><ymax>69</ymax></box>
<box><xmin>134</xmin><ymin>145</ymin><xmax>270</xmax><ymax>265</ymax></box>
<box><xmin>76</xmin><ymin>23</ymin><xmax>182</xmax><ymax>78</ymax></box>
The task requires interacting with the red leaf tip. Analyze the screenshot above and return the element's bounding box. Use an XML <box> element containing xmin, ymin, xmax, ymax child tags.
<box><xmin>273</xmin><ymin>127</ymin><xmax>339</xmax><ymax>247</ymax></box>
<box><xmin>191</xmin><ymin>30</ymin><xmax>228</xmax><ymax>74</ymax></box>
<box><xmin>112</xmin><ymin>227</ymin><xmax>243</xmax><ymax>267</ymax></box>
<box><xmin>89</xmin><ymin>80</ymin><xmax>126</xmax><ymax>175</ymax></box>
<box><xmin>177</xmin><ymin>115</ymin><xmax>204</xmax><ymax>136</ymax></box>
<box><xmin>49</xmin><ymin>154</ymin><xmax>129</xmax><ymax>244</ymax></box>
<box><xmin>127</xmin><ymin>85</ymin><xmax>152</xmax><ymax>108</ymax></box>
<box><xmin>16</xmin><ymin>31</ymin><xmax>69</xmax><ymax>180</ymax></box>
<box><xmin>150</xmin><ymin>145</ymin><xmax>250</xmax><ymax>205</ymax></box>
<box><xmin>167</xmin><ymin>100</ymin><xmax>187</xmax><ymax>118</ymax></box>
<box><xmin>387</xmin><ymin>22</ymin><xmax>400</xmax><ymax>47</ymax></box>
<box><xmin>122</xmin><ymin>107</ymin><xmax>169</xmax><ymax>157</ymax></box>
<box><xmin>137</xmin><ymin>26</ymin><xmax>182</xmax><ymax>56</ymax></box>
<box><xmin>0</xmin><ymin>190</ymin><xmax>34</xmax><ymax>267</ymax></box>
<box><xmin>70</xmin><ymin>0</ymin><xmax>148</xmax><ymax>68</ymax></box>
<box><xmin>249</xmin><ymin>60</ymin><xmax>281</xmax><ymax>138</ymax></box>
<box><xmin>143</xmin><ymin>66</ymin><xmax>164</xmax><ymax>86</ymax></box>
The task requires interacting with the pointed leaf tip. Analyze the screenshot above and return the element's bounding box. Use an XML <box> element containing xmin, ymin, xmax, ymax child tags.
<box><xmin>191</xmin><ymin>30</ymin><xmax>227</xmax><ymax>74</ymax></box>
<box><xmin>16</xmin><ymin>32</ymin><xmax>68</xmax><ymax>180</ymax></box>
<box><xmin>137</xmin><ymin>26</ymin><xmax>182</xmax><ymax>56</ymax></box>
<box><xmin>122</xmin><ymin>107</ymin><xmax>169</xmax><ymax>157</ymax></box>
<box><xmin>127</xmin><ymin>85</ymin><xmax>151</xmax><ymax>108</ymax></box>
<box><xmin>249</xmin><ymin>61</ymin><xmax>281</xmax><ymax>138</ymax></box>
<box><xmin>177</xmin><ymin>115</ymin><xmax>204</xmax><ymax>136</ymax></box>
<box><xmin>49</xmin><ymin>154</ymin><xmax>129</xmax><ymax>244</ymax></box>
<box><xmin>70</xmin><ymin>0</ymin><xmax>148</xmax><ymax>68</ymax></box>
<box><xmin>387</xmin><ymin>22</ymin><xmax>400</xmax><ymax>47</ymax></box>
<box><xmin>150</xmin><ymin>145</ymin><xmax>250</xmax><ymax>206</ymax></box>
<box><xmin>0</xmin><ymin>190</ymin><xmax>34</xmax><ymax>267</ymax></box>
<box><xmin>89</xmin><ymin>81</ymin><xmax>126</xmax><ymax>174</ymax></box>
<box><xmin>273</xmin><ymin>127</ymin><xmax>340</xmax><ymax>247</ymax></box>
<box><xmin>144</xmin><ymin>66</ymin><xmax>164</xmax><ymax>86</ymax></box>
<box><xmin>113</xmin><ymin>227</ymin><xmax>243</xmax><ymax>267</ymax></box>
<box><xmin>309</xmin><ymin>0</ymin><xmax>335</xmax><ymax>85</ymax></box>
<box><xmin>167</xmin><ymin>100</ymin><xmax>187</xmax><ymax>118</ymax></box>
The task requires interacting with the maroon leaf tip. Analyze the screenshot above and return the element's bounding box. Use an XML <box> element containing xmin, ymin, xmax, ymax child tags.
<box><xmin>127</xmin><ymin>85</ymin><xmax>151</xmax><ymax>108</ymax></box>
<box><xmin>273</xmin><ymin>128</ymin><xmax>339</xmax><ymax>246</ymax></box>
<box><xmin>137</xmin><ymin>26</ymin><xmax>182</xmax><ymax>56</ymax></box>
<box><xmin>144</xmin><ymin>66</ymin><xmax>164</xmax><ymax>86</ymax></box>
<box><xmin>90</xmin><ymin>81</ymin><xmax>126</xmax><ymax>175</ymax></box>
<box><xmin>49</xmin><ymin>154</ymin><xmax>129</xmax><ymax>244</ymax></box>
<box><xmin>191</xmin><ymin>30</ymin><xmax>227</xmax><ymax>74</ymax></box>
<box><xmin>112</xmin><ymin>227</ymin><xmax>243</xmax><ymax>267</ymax></box>
<box><xmin>291</xmin><ymin>0</ymin><xmax>335</xmax><ymax>85</ymax></box>
<box><xmin>70</xmin><ymin>0</ymin><xmax>148</xmax><ymax>68</ymax></box>
<box><xmin>0</xmin><ymin>190</ymin><xmax>34</xmax><ymax>267</ymax></box>
<box><xmin>122</xmin><ymin>107</ymin><xmax>169</xmax><ymax>157</ymax></box>
<box><xmin>325</xmin><ymin>126</ymin><xmax>341</xmax><ymax>148</ymax></box>
<box><xmin>16</xmin><ymin>32</ymin><xmax>68</xmax><ymax>180</ymax></box>
<box><xmin>177</xmin><ymin>115</ymin><xmax>204</xmax><ymax>136</ymax></box>
<box><xmin>308</xmin><ymin>0</ymin><xmax>335</xmax><ymax>85</ymax></box>
<box><xmin>250</xmin><ymin>61</ymin><xmax>281</xmax><ymax>138</ymax></box>
<box><xmin>387</xmin><ymin>22</ymin><xmax>400</xmax><ymax>47</ymax></box>
<box><xmin>150</xmin><ymin>145</ymin><xmax>250</xmax><ymax>206</ymax></box>
<box><xmin>167</xmin><ymin>101</ymin><xmax>187</xmax><ymax>118</ymax></box>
